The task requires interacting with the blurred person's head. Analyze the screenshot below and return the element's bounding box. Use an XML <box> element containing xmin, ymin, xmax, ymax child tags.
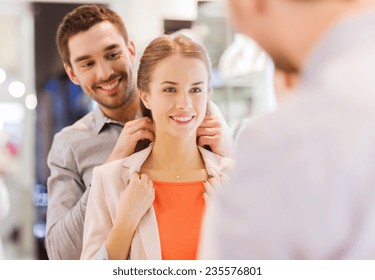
<box><xmin>137</xmin><ymin>34</ymin><xmax>212</xmax><ymax>140</ymax></box>
<box><xmin>56</xmin><ymin>4</ymin><xmax>138</xmax><ymax>120</ymax></box>
<box><xmin>227</xmin><ymin>0</ymin><xmax>373</xmax><ymax>73</ymax></box>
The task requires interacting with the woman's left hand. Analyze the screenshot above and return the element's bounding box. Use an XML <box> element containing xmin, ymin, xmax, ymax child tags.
<box><xmin>197</xmin><ymin>115</ymin><xmax>234</xmax><ymax>157</ymax></box>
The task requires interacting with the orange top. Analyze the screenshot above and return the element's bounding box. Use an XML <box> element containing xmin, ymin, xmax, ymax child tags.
<box><xmin>152</xmin><ymin>181</ymin><xmax>206</xmax><ymax>260</ymax></box>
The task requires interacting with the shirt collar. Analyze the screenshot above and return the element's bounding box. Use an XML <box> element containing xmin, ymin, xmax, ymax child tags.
<box><xmin>94</xmin><ymin>105</ymin><xmax>124</xmax><ymax>134</ymax></box>
<box><xmin>94</xmin><ymin>105</ymin><xmax>143</xmax><ymax>134</ymax></box>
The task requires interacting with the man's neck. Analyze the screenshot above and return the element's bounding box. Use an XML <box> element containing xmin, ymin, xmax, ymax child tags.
<box><xmin>100</xmin><ymin>93</ymin><xmax>139</xmax><ymax>124</ymax></box>
<box><xmin>286</xmin><ymin>0</ymin><xmax>375</xmax><ymax>71</ymax></box>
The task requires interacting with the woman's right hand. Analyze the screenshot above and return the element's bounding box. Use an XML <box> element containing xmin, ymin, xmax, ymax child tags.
<box><xmin>107</xmin><ymin>173</ymin><xmax>154</xmax><ymax>260</ymax></box>
<box><xmin>115</xmin><ymin>173</ymin><xmax>155</xmax><ymax>228</ymax></box>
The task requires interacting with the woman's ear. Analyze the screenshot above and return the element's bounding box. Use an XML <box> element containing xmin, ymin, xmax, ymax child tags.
<box><xmin>139</xmin><ymin>90</ymin><xmax>151</xmax><ymax>109</ymax></box>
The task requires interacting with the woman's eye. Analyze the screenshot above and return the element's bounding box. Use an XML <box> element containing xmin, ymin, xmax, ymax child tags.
<box><xmin>163</xmin><ymin>87</ymin><xmax>176</xmax><ymax>93</ymax></box>
<box><xmin>190</xmin><ymin>87</ymin><xmax>202</xmax><ymax>93</ymax></box>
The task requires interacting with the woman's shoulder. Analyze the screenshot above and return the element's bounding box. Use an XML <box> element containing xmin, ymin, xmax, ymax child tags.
<box><xmin>97</xmin><ymin>143</ymin><xmax>153</xmax><ymax>174</ymax></box>
<box><xmin>199</xmin><ymin>146</ymin><xmax>235</xmax><ymax>171</ymax></box>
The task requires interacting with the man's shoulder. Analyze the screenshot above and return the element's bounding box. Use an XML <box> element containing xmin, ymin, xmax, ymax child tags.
<box><xmin>49</xmin><ymin>111</ymin><xmax>99</xmax><ymax>154</ymax></box>
<box><xmin>54</xmin><ymin>111</ymin><xmax>96</xmax><ymax>141</ymax></box>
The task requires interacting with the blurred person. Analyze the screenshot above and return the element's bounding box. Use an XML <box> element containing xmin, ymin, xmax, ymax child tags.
<box><xmin>81</xmin><ymin>34</ymin><xmax>234</xmax><ymax>260</ymax></box>
<box><xmin>0</xmin><ymin>177</ymin><xmax>10</xmax><ymax>259</ymax></box>
<box><xmin>46</xmin><ymin>4</ymin><xmax>234</xmax><ymax>260</ymax></box>
<box><xmin>273</xmin><ymin>67</ymin><xmax>299</xmax><ymax>103</ymax></box>
<box><xmin>199</xmin><ymin>0</ymin><xmax>375</xmax><ymax>259</ymax></box>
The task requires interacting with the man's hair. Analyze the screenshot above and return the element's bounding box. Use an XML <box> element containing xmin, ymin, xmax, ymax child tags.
<box><xmin>137</xmin><ymin>34</ymin><xmax>212</xmax><ymax>118</ymax></box>
<box><xmin>56</xmin><ymin>4</ymin><xmax>129</xmax><ymax>66</ymax></box>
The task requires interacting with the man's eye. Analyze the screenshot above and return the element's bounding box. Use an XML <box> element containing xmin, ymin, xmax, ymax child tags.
<box><xmin>82</xmin><ymin>61</ymin><xmax>94</xmax><ymax>68</ymax></box>
<box><xmin>109</xmin><ymin>52</ymin><xmax>120</xmax><ymax>59</ymax></box>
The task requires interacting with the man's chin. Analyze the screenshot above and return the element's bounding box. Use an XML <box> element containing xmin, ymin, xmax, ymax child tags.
<box><xmin>273</xmin><ymin>58</ymin><xmax>299</xmax><ymax>74</ymax></box>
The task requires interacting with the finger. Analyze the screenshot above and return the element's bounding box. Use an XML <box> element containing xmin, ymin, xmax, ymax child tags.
<box><xmin>197</xmin><ymin>135</ymin><xmax>219</xmax><ymax>147</ymax></box>
<box><xmin>203</xmin><ymin>192</ymin><xmax>210</xmax><ymax>203</ymax></box>
<box><xmin>132</xmin><ymin>129</ymin><xmax>155</xmax><ymax>142</ymax></box>
<box><xmin>150</xmin><ymin>187</ymin><xmax>155</xmax><ymax>201</ymax></box>
<box><xmin>140</xmin><ymin>173</ymin><xmax>149</xmax><ymax>182</ymax></box>
<box><xmin>123</xmin><ymin>117</ymin><xmax>154</xmax><ymax>135</ymax></box>
<box><xmin>203</xmin><ymin>180</ymin><xmax>215</xmax><ymax>197</ymax></box>
<box><xmin>198</xmin><ymin>117</ymin><xmax>221</xmax><ymax>128</ymax></box>
<box><xmin>208</xmin><ymin>177</ymin><xmax>221</xmax><ymax>189</ymax></box>
<box><xmin>130</xmin><ymin>172</ymin><xmax>140</xmax><ymax>181</ymax></box>
<box><xmin>201</xmin><ymin>114</ymin><xmax>216</xmax><ymax>122</ymax></box>
<box><xmin>147</xmin><ymin>179</ymin><xmax>153</xmax><ymax>189</ymax></box>
<box><xmin>196</xmin><ymin>127</ymin><xmax>220</xmax><ymax>137</ymax></box>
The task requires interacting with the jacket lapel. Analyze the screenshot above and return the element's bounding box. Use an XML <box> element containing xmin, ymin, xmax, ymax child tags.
<box><xmin>137</xmin><ymin>207</ymin><xmax>162</xmax><ymax>259</ymax></box>
<box><xmin>198</xmin><ymin>146</ymin><xmax>235</xmax><ymax>183</ymax></box>
<box><xmin>120</xmin><ymin>143</ymin><xmax>162</xmax><ymax>259</ymax></box>
<box><xmin>120</xmin><ymin>144</ymin><xmax>153</xmax><ymax>187</ymax></box>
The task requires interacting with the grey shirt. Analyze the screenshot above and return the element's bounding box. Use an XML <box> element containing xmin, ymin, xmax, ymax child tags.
<box><xmin>45</xmin><ymin>106</ymin><xmax>124</xmax><ymax>260</ymax></box>
<box><xmin>200</xmin><ymin>8</ymin><xmax>375</xmax><ymax>259</ymax></box>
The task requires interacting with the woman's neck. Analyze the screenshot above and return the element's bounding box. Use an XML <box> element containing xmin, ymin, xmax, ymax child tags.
<box><xmin>152</xmin><ymin>135</ymin><xmax>200</xmax><ymax>165</ymax></box>
<box><xmin>142</xmin><ymin>134</ymin><xmax>207</xmax><ymax>182</ymax></box>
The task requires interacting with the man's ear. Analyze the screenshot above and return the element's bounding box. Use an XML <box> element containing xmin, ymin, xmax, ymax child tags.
<box><xmin>128</xmin><ymin>40</ymin><xmax>136</xmax><ymax>62</ymax></box>
<box><xmin>255</xmin><ymin>0</ymin><xmax>265</xmax><ymax>11</ymax></box>
<box><xmin>247</xmin><ymin>0</ymin><xmax>266</xmax><ymax>14</ymax></box>
<box><xmin>139</xmin><ymin>89</ymin><xmax>151</xmax><ymax>109</ymax></box>
<box><xmin>64</xmin><ymin>63</ymin><xmax>79</xmax><ymax>85</ymax></box>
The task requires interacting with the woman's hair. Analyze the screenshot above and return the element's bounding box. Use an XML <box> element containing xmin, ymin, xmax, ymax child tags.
<box><xmin>137</xmin><ymin>34</ymin><xmax>212</xmax><ymax>118</ymax></box>
<box><xmin>56</xmin><ymin>4</ymin><xmax>129</xmax><ymax>67</ymax></box>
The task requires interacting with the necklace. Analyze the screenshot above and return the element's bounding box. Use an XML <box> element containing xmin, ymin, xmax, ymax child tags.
<box><xmin>154</xmin><ymin>157</ymin><xmax>187</xmax><ymax>180</ymax></box>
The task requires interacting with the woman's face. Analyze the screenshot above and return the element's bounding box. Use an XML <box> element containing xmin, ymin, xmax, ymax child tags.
<box><xmin>141</xmin><ymin>54</ymin><xmax>209</xmax><ymax>140</ymax></box>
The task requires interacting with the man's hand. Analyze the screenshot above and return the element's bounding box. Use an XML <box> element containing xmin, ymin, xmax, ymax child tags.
<box><xmin>197</xmin><ymin>115</ymin><xmax>234</xmax><ymax>157</ymax></box>
<box><xmin>106</xmin><ymin>117</ymin><xmax>154</xmax><ymax>162</ymax></box>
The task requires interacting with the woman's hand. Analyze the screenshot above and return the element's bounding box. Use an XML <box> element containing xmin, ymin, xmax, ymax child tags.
<box><xmin>107</xmin><ymin>173</ymin><xmax>154</xmax><ymax>259</ymax></box>
<box><xmin>116</xmin><ymin>173</ymin><xmax>155</xmax><ymax>226</ymax></box>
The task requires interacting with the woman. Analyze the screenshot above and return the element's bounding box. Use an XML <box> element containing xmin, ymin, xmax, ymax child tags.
<box><xmin>81</xmin><ymin>34</ymin><xmax>234</xmax><ymax>260</ymax></box>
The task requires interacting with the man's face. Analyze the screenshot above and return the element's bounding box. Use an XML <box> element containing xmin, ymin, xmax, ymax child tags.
<box><xmin>64</xmin><ymin>21</ymin><xmax>137</xmax><ymax>111</ymax></box>
<box><xmin>227</xmin><ymin>0</ymin><xmax>298</xmax><ymax>73</ymax></box>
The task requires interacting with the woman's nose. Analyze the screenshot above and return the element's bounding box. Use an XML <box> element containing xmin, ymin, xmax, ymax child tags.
<box><xmin>176</xmin><ymin>93</ymin><xmax>193</xmax><ymax>110</ymax></box>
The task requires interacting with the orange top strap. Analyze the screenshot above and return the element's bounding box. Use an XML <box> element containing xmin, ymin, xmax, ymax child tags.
<box><xmin>152</xmin><ymin>181</ymin><xmax>205</xmax><ymax>260</ymax></box>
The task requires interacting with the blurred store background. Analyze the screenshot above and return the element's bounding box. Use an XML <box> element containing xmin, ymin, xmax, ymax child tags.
<box><xmin>0</xmin><ymin>0</ymin><xmax>276</xmax><ymax>260</ymax></box>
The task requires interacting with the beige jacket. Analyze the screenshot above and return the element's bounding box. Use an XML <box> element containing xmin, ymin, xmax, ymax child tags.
<box><xmin>81</xmin><ymin>144</ymin><xmax>234</xmax><ymax>260</ymax></box>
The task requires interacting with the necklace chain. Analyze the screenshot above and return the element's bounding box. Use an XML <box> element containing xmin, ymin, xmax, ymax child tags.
<box><xmin>154</xmin><ymin>157</ymin><xmax>187</xmax><ymax>179</ymax></box>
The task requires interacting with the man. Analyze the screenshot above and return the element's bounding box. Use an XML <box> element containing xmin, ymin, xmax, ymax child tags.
<box><xmin>46</xmin><ymin>4</ymin><xmax>233</xmax><ymax>260</ymax></box>
<box><xmin>199</xmin><ymin>0</ymin><xmax>375</xmax><ymax>259</ymax></box>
